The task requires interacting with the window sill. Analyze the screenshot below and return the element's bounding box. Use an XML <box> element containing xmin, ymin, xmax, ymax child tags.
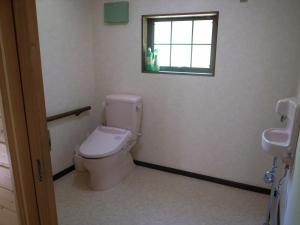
<box><xmin>142</xmin><ymin>70</ymin><xmax>214</xmax><ymax>77</ymax></box>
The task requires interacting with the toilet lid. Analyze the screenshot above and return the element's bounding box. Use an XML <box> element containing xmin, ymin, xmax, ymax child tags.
<box><xmin>79</xmin><ymin>126</ymin><xmax>132</xmax><ymax>159</ymax></box>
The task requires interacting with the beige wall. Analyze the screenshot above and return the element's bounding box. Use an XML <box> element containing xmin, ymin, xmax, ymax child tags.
<box><xmin>36</xmin><ymin>0</ymin><xmax>300</xmax><ymax>187</ymax></box>
<box><xmin>36</xmin><ymin>0</ymin><xmax>98</xmax><ymax>174</ymax></box>
<box><xmin>93</xmin><ymin>0</ymin><xmax>300</xmax><ymax>187</ymax></box>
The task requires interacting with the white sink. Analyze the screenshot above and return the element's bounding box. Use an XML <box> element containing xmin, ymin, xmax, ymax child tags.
<box><xmin>262</xmin><ymin>128</ymin><xmax>290</xmax><ymax>158</ymax></box>
<box><xmin>261</xmin><ymin>97</ymin><xmax>300</xmax><ymax>161</ymax></box>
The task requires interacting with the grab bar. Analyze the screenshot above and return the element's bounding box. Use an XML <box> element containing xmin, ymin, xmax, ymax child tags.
<box><xmin>47</xmin><ymin>106</ymin><xmax>91</xmax><ymax>122</ymax></box>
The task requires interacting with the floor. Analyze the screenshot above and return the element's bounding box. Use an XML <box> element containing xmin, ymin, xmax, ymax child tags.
<box><xmin>0</xmin><ymin>144</ymin><xmax>8</xmax><ymax>167</ymax></box>
<box><xmin>55</xmin><ymin>166</ymin><xmax>268</xmax><ymax>225</ymax></box>
<box><xmin>0</xmin><ymin>143</ymin><xmax>19</xmax><ymax>225</ymax></box>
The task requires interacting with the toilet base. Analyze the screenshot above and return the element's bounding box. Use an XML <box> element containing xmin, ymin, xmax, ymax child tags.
<box><xmin>83</xmin><ymin>150</ymin><xmax>135</xmax><ymax>191</ymax></box>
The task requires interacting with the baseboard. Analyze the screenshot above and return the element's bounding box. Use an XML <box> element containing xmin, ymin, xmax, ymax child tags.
<box><xmin>134</xmin><ymin>160</ymin><xmax>270</xmax><ymax>195</ymax></box>
<box><xmin>53</xmin><ymin>165</ymin><xmax>75</xmax><ymax>181</ymax></box>
<box><xmin>52</xmin><ymin>161</ymin><xmax>271</xmax><ymax>195</ymax></box>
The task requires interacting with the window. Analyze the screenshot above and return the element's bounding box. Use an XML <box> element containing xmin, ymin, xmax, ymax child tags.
<box><xmin>142</xmin><ymin>12</ymin><xmax>218</xmax><ymax>76</ymax></box>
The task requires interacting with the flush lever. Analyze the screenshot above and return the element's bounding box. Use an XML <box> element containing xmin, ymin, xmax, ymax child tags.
<box><xmin>280</xmin><ymin>115</ymin><xmax>287</xmax><ymax>122</ymax></box>
<box><xmin>136</xmin><ymin>104</ymin><xmax>142</xmax><ymax>112</ymax></box>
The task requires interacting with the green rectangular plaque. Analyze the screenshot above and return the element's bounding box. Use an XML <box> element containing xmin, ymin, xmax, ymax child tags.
<box><xmin>104</xmin><ymin>1</ymin><xmax>129</xmax><ymax>24</ymax></box>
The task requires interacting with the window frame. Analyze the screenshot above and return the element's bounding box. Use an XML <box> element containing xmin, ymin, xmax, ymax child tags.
<box><xmin>142</xmin><ymin>12</ymin><xmax>219</xmax><ymax>76</ymax></box>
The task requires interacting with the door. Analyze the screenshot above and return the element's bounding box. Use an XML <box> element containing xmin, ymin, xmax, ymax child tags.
<box><xmin>0</xmin><ymin>0</ymin><xmax>58</xmax><ymax>225</ymax></box>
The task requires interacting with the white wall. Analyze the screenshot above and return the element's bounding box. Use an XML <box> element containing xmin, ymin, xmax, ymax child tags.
<box><xmin>36</xmin><ymin>0</ymin><xmax>98</xmax><ymax>174</ymax></box>
<box><xmin>282</xmin><ymin>70</ymin><xmax>300</xmax><ymax>224</ymax></box>
<box><xmin>93</xmin><ymin>0</ymin><xmax>300</xmax><ymax>187</ymax></box>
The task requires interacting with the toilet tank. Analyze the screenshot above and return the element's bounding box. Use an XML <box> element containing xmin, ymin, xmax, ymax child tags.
<box><xmin>105</xmin><ymin>94</ymin><xmax>142</xmax><ymax>138</ymax></box>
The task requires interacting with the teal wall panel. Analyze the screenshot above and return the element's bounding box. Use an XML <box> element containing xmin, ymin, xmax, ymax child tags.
<box><xmin>104</xmin><ymin>1</ymin><xmax>129</xmax><ymax>24</ymax></box>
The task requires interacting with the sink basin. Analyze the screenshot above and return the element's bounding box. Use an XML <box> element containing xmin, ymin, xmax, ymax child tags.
<box><xmin>262</xmin><ymin>97</ymin><xmax>300</xmax><ymax>162</ymax></box>
<box><xmin>262</xmin><ymin>128</ymin><xmax>290</xmax><ymax>158</ymax></box>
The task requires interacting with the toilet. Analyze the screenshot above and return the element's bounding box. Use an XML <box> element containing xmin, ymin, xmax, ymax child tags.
<box><xmin>78</xmin><ymin>94</ymin><xmax>142</xmax><ymax>190</ymax></box>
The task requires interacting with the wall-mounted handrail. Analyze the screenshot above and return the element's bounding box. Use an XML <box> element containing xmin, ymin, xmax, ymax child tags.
<box><xmin>47</xmin><ymin>106</ymin><xmax>91</xmax><ymax>122</ymax></box>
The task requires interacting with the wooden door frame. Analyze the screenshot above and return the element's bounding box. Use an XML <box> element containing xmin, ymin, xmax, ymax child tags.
<box><xmin>0</xmin><ymin>1</ymin><xmax>40</xmax><ymax>224</ymax></box>
<box><xmin>0</xmin><ymin>0</ymin><xmax>58</xmax><ymax>225</ymax></box>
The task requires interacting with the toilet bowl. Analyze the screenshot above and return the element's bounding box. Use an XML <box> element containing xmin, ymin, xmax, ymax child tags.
<box><xmin>79</xmin><ymin>126</ymin><xmax>135</xmax><ymax>190</ymax></box>
<box><xmin>78</xmin><ymin>94</ymin><xmax>142</xmax><ymax>190</ymax></box>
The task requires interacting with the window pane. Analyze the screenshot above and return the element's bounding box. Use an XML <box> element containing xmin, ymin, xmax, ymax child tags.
<box><xmin>171</xmin><ymin>21</ymin><xmax>193</xmax><ymax>44</ymax></box>
<box><xmin>192</xmin><ymin>45</ymin><xmax>211</xmax><ymax>68</ymax></box>
<box><xmin>171</xmin><ymin>45</ymin><xmax>191</xmax><ymax>67</ymax></box>
<box><xmin>154</xmin><ymin>45</ymin><xmax>170</xmax><ymax>66</ymax></box>
<box><xmin>154</xmin><ymin>22</ymin><xmax>171</xmax><ymax>44</ymax></box>
<box><xmin>193</xmin><ymin>20</ymin><xmax>213</xmax><ymax>44</ymax></box>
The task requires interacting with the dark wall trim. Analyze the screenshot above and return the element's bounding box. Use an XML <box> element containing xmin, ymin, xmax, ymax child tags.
<box><xmin>53</xmin><ymin>165</ymin><xmax>75</xmax><ymax>181</ymax></box>
<box><xmin>134</xmin><ymin>160</ymin><xmax>270</xmax><ymax>195</ymax></box>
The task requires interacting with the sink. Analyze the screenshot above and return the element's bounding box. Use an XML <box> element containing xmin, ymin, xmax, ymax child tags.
<box><xmin>261</xmin><ymin>97</ymin><xmax>300</xmax><ymax>161</ymax></box>
<box><xmin>262</xmin><ymin>128</ymin><xmax>290</xmax><ymax>158</ymax></box>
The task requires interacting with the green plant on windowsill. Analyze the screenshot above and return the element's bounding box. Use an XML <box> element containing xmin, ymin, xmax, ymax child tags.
<box><xmin>145</xmin><ymin>48</ymin><xmax>160</xmax><ymax>72</ymax></box>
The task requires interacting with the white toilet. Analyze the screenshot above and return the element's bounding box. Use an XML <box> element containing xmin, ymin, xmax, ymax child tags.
<box><xmin>78</xmin><ymin>94</ymin><xmax>142</xmax><ymax>190</ymax></box>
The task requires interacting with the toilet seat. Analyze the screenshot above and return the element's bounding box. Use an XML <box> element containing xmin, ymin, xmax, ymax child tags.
<box><xmin>79</xmin><ymin>126</ymin><xmax>132</xmax><ymax>159</ymax></box>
